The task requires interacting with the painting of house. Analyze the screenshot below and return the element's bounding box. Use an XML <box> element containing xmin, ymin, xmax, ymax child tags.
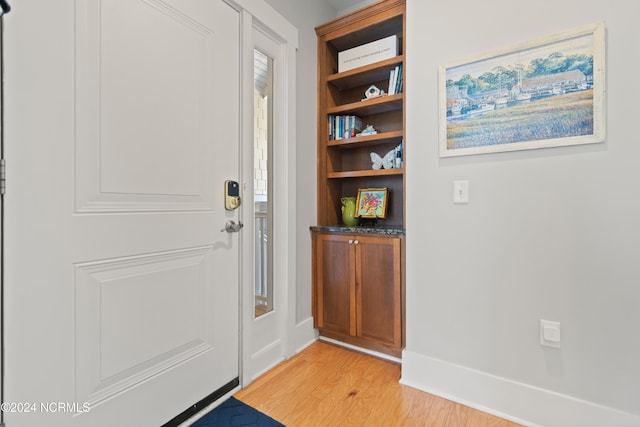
<box><xmin>440</xmin><ymin>22</ymin><xmax>604</xmax><ymax>156</ymax></box>
<box><xmin>521</xmin><ymin>69</ymin><xmax>588</xmax><ymax>97</ymax></box>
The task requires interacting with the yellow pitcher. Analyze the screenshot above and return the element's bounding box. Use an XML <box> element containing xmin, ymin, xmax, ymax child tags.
<box><xmin>341</xmin><ymin>197</ymin><xmax>358</xmax><ymax>226</ymax></box>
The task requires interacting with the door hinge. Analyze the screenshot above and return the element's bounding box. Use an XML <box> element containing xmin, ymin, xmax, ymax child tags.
<box><xmin>0</xmin><ymin>158</ymin><xmax>5</xmax><ymax>195</ymax></box>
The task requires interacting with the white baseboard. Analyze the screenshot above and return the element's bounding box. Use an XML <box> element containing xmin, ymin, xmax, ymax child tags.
<box><xmin>289</xmin><ymin>316</ymin><xmax>318</xmax><ymax>355</ymax></box>
<box><xmin>246</xmin><ymin>317</ymin><xmax>317</xmax><ymax>383</ymax></box>
<box><xmin>250</xmin><ymin>339</ymin><xmax>285</xmax><ymax>381</ymax></box>
<box><xmin>400</xmin><ymin>349</ymin><xmax>640</xmax><ymax>427</ymax></box>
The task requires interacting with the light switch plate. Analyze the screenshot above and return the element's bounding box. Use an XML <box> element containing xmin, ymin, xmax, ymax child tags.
<box><xmin>453</xmin><ymin>180</ymin><xmax>469</xmax><ymax>204</ymax></box>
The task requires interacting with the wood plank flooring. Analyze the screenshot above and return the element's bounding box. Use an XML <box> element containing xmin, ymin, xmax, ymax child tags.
<box><xmin>234</xmin><ymin>341</ymin><xmax>521</xmax><ymax>426</ymax></box>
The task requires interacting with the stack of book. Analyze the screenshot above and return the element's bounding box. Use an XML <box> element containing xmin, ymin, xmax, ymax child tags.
<box><xmin>329</xmin><ymin>115</ymin><xmax>363</xmax><ymax>140</ymax></box>
<box><xmin>388</xmin><ymin>64</ymin><xmax>403</xmax><ymax>95</ymax></box>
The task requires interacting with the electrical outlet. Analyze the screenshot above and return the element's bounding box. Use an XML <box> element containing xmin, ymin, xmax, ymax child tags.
<box><xmin>540</xmin><ymin>319</ymin><xmax>561</xmax><ymax>348</ymax></box>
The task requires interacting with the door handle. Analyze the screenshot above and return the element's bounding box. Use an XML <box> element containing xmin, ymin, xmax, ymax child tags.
<box><xmin>221</xmin><ymin>220</ymin><xmax>243</xmax><ymax>233</ymax></box>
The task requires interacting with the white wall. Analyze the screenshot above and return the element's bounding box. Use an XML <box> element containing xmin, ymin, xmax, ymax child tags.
<box><xmin>331</xmin><ymin>0</ymin><xmax>377</xmax><ymax>16</ymax></box>
<box><xmin>262</xmin><ymin>0</ymin><xmax>336</xmax><ymax>328</ymax></box>
<box><xmin>403</xmin><ymin>0</ymin><xmax>640</xmax><ymax>425</ymax></box>
<box><xmin>261</xmin><ymin>0</ymin><xmax>640</xmax><ymax>422</ymax></box>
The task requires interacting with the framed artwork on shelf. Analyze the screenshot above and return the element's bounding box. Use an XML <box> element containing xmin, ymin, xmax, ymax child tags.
<box><xmin>356</xmin><ymin>188</ymin><xmax>388</xmax><ymax>219</ymax></box>
<box><xmin>439</xmin><ymin>21</ymin><xmax>606</xmax><ymax>157</ymax></box>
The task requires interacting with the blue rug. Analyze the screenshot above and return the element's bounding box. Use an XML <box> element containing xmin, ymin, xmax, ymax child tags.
<box><xmin>191</xmin><ymin>397</ymin><xmax>285</xmax><ymax>427</ymax></box>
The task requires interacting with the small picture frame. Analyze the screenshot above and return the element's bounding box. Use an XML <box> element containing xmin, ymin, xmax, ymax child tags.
<box><xmin>355</xmin><ymin>188</ymin><xmax>388</xmax><ymax>219</ymax></box>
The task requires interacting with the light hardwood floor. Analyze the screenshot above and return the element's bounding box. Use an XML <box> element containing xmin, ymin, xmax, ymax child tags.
<box><xmin>234</xmin><ymin>341</ymin><xmax>521</xmax><ymax>426</ymax></box>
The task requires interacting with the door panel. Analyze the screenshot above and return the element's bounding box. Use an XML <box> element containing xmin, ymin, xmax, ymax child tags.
<box><xmin>74</xmin><ymin>247</ymin><xmax>216</xmax><ymax>406</ymax></box>
<box><xmin>316</xmin><ymin>234</ymin><xmax>354</xmax><ymax>336</ymax></box>
<box><xmin>99</xmin><ymin>0</ymin><xmax>207</xmax><ymax>197</ymax></box>
<box><xmin>356</xmin><ymin>236</ymin><xmax>402</xmax><ymax>347</ymax></box>
<box><xmin>76</xmin><ymin>0</ymin><xmax>218</xmax><ymax>212</ymax></box>
<box><xmin>5</xmin><ymin>1</ymin><xmax>241</xmax><ymax>426</ymax></box>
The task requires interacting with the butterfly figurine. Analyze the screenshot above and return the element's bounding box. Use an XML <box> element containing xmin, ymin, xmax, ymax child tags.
<box><xmin>370</xmin><ymin>150</ymin><xmax>395</xmax><ymax>170</ymax></box>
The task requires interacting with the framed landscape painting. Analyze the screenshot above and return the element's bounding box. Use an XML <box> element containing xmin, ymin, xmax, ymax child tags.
<box><xmin>439</xmin><ymin>22</ymin><xmax>606</xmax><ymax>157</ymax></box>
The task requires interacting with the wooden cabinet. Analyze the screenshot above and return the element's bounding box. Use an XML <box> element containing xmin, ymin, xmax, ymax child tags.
<box><xmin>312</xmin><ymin>231</ymin><xmax>403</xmax><ymax>356</ymax></box>
<box><xmin>313</xmin><ymin>0</ymin><xmax>406</xmax><ymax>357</ymax></box>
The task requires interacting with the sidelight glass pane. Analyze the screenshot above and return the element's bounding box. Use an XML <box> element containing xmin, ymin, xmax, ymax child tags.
<box><xmin>254</xmin><ymin>49</ymin><xmax>273</xmax><ymax>318</ymax></box>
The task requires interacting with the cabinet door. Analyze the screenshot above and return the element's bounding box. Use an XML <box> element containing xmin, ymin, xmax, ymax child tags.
<box><xmin>315</xmin><ymin>234</ymin><xmax>356</xmax><ymax>336</ymax></box>
<box><xmin>355</xmin><ymin>236</ymin><xmax>402</xmax><ymax>348</ymax></box>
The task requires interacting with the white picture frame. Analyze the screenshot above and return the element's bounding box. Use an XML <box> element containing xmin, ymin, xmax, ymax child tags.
<box><xmin>439</xmin><ymin>21</ymin><xmax>606</xmax><ymax>157</ymax></box>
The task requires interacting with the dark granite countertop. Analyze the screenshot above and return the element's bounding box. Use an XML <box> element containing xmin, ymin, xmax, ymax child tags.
<box><xmin>310</xmin><ymin>225</ymin><xmax>405</xmax><ymax>236</ymax></box>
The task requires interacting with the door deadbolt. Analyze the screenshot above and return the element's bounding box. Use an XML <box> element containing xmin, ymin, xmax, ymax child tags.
<box><xmin>225</xmin><ymin>180</ymin><xmax>241</xmax><ymax>210</ymax></box>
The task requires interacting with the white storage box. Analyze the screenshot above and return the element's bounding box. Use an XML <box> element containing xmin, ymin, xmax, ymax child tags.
<box><xmin>338</xmin><ymin>35</ymin><xmax>398</xmax><ymax>73</ymax></box>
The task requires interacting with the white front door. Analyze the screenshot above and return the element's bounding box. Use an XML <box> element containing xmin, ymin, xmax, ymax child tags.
<box><xmin>4</xmin><ymin>1</ymin><xmax>241</xmax><ymax>426</ymax></box>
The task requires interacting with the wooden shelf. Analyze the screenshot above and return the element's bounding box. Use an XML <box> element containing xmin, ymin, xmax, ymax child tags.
<box><xmin>319</xmin><ymin>6</ymin><xmax>404</xmax><ymax>51</ymax></box>
<box><xmin>327</xmin><ymin>130</ymin><xmax>403</xmax><ymax>147</ymax></box>
<box><xmin>327</xmin><ymin>56</ymin><xmax>404</xmax><ymax>90</ymax></box>
<box><xmin>328</xmin><ymin>168</ymin><xmax>403</xmax><ymax>179</ymax></box>
<box><xmin>327</xmin><ymin>93</ymin><xmax>403</xmax><ymax>116</ymax></box>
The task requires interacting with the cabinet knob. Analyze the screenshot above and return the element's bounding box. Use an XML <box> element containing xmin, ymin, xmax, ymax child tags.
<box><xmin>354</xmin><ymin>239</ymin><xmax>359</xmax><ymax>245</ymax></box>
<box><xmin>348</xmin><ymin>239</ymin><xmax>353</xmax><ymax>244</ymax></box>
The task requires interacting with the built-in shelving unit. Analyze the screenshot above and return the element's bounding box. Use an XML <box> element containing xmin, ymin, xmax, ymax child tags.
<box><xmin>315</xmin><ymin>0</ymin><xmax>406</xmax><ymax>227</ymax></box>
<box><xmin>312</xmin><ymin>0</ymin><xmax>406</xmax><ymax>357</ymax></box>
